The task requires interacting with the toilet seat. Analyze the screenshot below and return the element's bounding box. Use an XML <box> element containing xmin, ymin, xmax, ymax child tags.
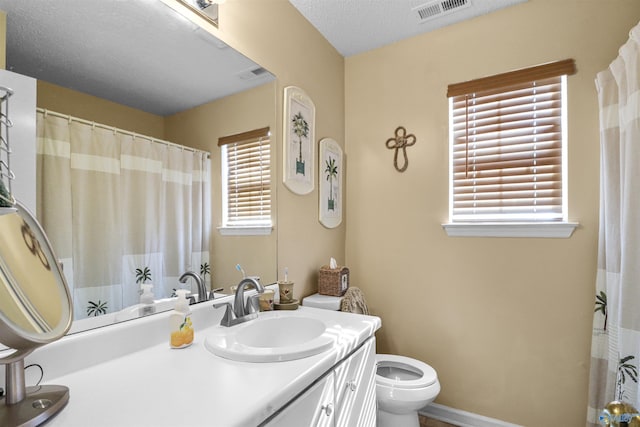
<box><xmin>376</xmin><ymin>354</ymin><xmax>438</xmax><ymax>389</ymax></box>
<box><xmin>376</xmin><ymin>382</ymin><xmax>441</xmax><ymax>414</ymax></box>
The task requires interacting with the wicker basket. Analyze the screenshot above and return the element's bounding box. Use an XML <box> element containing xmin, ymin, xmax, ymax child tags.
<box><xmin>318</xmin><ymin>265</ymin><xmax>349</xmax><ymax>296</ymax></box>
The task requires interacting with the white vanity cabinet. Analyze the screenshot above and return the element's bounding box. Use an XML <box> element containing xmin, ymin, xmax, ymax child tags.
<box><xmin>268</xmin><ymin>337</ymin><xmax>376</xmax><ymax>427</ymax></box>
<box><xmin>334</xmin><ymin>337</ymin><xmax>377</xmax><ymax>426</ymax></box>
<box><xmin>267</xmin><ymin>371</ymin><xmax>336</xmax><ymax>427</ymax></box>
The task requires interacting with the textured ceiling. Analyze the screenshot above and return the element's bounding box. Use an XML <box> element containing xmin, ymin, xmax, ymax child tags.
<box><xmin>0</xmin><ymin>0</ymin><xmax>274</xmax><ymax>116</ymax></box>
<box><xmin>0</xmin><ymin>0</ymin><xmax>528</xmax><ymax>115</ymax></box>
<box><xmin>288</xmin><ymin>0</ymin><xmax>528</xmax><ymax>57</ymax></box>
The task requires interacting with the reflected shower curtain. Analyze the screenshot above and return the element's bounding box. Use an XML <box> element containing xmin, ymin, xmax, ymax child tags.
<box><xmin>587</xmin><ymin>22</ymin><xmax>640</xmax><ymax>426</ymax></box>
<box><xmin>36</xmin><ymin>111</ymin><xmax>211</xmax><ymax>321</ymax></box>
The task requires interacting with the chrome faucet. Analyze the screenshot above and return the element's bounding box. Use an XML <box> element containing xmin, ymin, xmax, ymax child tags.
<box><xmin>213</xmin><ymin>277</ymin><xmax>264</xmax><ymax>327</ymax></box>
<box><xmin>179</xmin><ymin>271</ymin><xmax>208</xmax><ymax>303</ymax></box>
<box><xmin>233</xmin><ymin>277</ymin><xmax>264</xmax><ymax>317</ymax></box>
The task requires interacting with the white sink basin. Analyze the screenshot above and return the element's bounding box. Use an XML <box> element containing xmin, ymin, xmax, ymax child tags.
<box><xmin>204</xmin><ymin>311</ymin><xmax>337</xmax><ymax>362</ymax></box>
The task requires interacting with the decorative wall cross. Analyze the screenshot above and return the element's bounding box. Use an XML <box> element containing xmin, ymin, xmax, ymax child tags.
<box><xmin>385</xmin><ymin>126</ymin><xmax>416</xmax><ymax>172</ymax></box>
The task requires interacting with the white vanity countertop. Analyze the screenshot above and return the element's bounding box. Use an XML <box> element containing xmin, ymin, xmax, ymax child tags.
<box><xmin>23</xmin><ymin>295</ymin><xmax>381</xmax><ymax>427</ymax></box>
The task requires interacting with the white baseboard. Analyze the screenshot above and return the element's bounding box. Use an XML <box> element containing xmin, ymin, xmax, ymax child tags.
<box><xmin>419</xmin><ymin>403</ymin><xmax>523</xmax><ymax>427</ymax></box>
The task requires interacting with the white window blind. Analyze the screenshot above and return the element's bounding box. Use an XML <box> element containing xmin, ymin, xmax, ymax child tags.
<box><xmin>447</xmin><ymin>59</ymin><xmax>576</xmax><ymax>222</ymax></box>
<box><xmin>219</xmin><ymin>127</ymin><xmax>271</xmax><ymax>228</ymax></box>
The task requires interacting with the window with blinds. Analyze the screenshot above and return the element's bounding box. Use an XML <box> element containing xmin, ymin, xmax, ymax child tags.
<box><xmin>447</xmin><ymin>59</ymin><xmax>576</xmax><ymax>222</ymax></box>
<box><xmin>219</xmin><ymin>127</ymin><xmax>271</xmax><ymax>229</ymax></box>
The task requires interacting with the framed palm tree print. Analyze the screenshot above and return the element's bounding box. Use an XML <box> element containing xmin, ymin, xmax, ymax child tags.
<box><xmin>319</xmin><ymin>138</ymin><xmax>342</xmax><ymax>228</ymax></box>
<box><xmin>283</xmin><ymin>86</ymin><xmax>315</xmax><ymax>195</ymax></box>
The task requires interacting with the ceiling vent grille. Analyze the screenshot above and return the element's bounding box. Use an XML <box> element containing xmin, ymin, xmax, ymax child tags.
<box><xmin>413</xmin><ymin>0</ymin><xmax>471</xmax><ymax>23</ymax></box>
<box><xmin>237</xmin><ymin>67</ymin><xmax>269</xmax><ymax>80</ymax></box>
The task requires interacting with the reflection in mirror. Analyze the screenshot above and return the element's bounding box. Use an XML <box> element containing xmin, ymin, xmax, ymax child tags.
<box><xmin>0</xmin><ymin>201</ymin><xmax>73</xmax><ymax>426</ymax></box>
<box><xmin>0</xmin><ymin>0</ymin><xmax>272</xmax><ymax>117</ymax></box>
<box><xmin>37</xmin><ymin>111</ymin><xmax>212</xmax><ymax>322</ymax></box>
<box><xmin>0</xmin><ymin>204</ymin><xmax>72</xmax><ymax>346</ymax></box>
<box><xmin>0</xmin><ymin>208</ymin><xmax>62</xmax><ymax>337</ymax></box>
<box><xmin>0</xmin><ymin>0</ymin><xmax>277</xmax><ymax>332</ymax></box>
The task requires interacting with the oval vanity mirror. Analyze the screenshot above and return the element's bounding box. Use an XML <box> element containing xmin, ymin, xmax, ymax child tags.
<box><xmin>0</xmin><ymin>201</ymin><xmax>73</xmax><ymax>427</ymax></box>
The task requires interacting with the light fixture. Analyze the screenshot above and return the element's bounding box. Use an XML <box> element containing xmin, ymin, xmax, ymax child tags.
<box><xmin>173</xmin><ymin>0</ymin><xmax>220</xmax><ymax>27</ymax></box>
<box><xmin>196</xmin><ymin>0</ymin><xmax>225</xmax><ymax>9</ymax></box>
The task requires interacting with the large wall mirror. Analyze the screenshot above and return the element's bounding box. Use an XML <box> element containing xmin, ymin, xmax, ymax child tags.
<box><xmin>0</xmin><ymin>0</ymin><xmax>277</xmax><ymax>333</ymax></box>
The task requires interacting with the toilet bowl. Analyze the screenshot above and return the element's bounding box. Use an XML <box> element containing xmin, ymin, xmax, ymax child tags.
<box><xmin>376</xmin><ymin>354</ymin><xmax>440</xmax><ymax>427</ymax></box>
<box><xmin>302</xmin><ymin>293</ymin><xmax>440</xmax><ymax>427</ymax></box>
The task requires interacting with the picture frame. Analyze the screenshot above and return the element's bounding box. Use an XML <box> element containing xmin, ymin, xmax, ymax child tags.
<box><xmin>283</xmin><ymin>86</ymin><xmax>315</xmax><ymax>195</ymax></box>
<box><xmin>319</xmin><ymin>138</ymin><xmax>343</xmax><ymax>228</ymax></box>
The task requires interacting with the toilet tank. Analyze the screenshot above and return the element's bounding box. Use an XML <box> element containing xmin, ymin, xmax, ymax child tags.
<box><xmin>301</xmin><ymin>293</ymin><xmax>343</xmax><ymax>311</ymax></box>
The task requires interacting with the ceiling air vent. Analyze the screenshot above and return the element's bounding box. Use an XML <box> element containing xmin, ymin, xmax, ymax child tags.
<box><xmin>237</xmin><ymin>67</ymin><xmax>269</xmax><ymax>80</ymax></box>
<box><xmin>413</xmin><ymin>0</ymin><xmax>471</xmax><ymax>23</ymax></box>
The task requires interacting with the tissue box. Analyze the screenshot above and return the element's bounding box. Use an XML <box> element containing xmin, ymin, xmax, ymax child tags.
<box><xmin>318</xmin><ymin>265</ymin><xmax>349</xmax><ymax>296</ymax></box>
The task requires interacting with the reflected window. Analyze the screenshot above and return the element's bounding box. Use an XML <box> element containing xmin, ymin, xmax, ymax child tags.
<box><xmin>219</xmin><ymin>127</ymin><xmax>272</xmax><ymax>234</ymax></box>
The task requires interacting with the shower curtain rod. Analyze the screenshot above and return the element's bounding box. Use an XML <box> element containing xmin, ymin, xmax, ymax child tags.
<box><xmin>36</xmin><ymin>108</ymin><xmax>211</xmax><ymax>158</ymax></box>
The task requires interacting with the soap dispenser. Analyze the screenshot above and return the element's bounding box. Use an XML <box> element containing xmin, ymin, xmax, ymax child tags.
<box><xmin>169</xmin><ymin>289</ymin><xmax>194</xmax><ymax>349</ymax></box>
<box><xmin>139</xmin><ymin>284</ymin><xmax>156</xmax><ymax>317</ymax></box>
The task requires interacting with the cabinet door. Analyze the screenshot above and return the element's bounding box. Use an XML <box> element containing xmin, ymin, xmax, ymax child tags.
<box><xmin>268</xmin><ymin>372</ymin><xmax>335</xmax><ymax>427</ymax></box>
<box><xmin>334</xmin><ymin>337</ymin><xmax>376</xmax><ymax>427</ymax></box>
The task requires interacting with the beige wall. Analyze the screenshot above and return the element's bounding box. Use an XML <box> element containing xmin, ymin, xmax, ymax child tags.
<box><xmin>0</xmin><ymin>11</ymin><xmax>5</xmax><ymax>70</ymax></box>
<box><xmin>36</xmin><ymin>81</ymin><xmax>165</xmax><ymax>138</ymax></box>
<box><xmin>345</xmin><ymin>0</ymin><xmax>640</xmax><ymax>425</ymax></box>
<box><xmin>215</xmin><ymin>0</ymin><xmax>346</xmax><ymax>300</ymax></box>
<box><xmin>164</xmin><ymin>82</ymin><xmax>278</xmax><ymax>289</ymax></box>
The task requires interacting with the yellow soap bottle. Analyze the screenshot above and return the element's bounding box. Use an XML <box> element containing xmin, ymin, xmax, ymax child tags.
<box><xmin>169</xmin><ymin>289</ymin><xmax>194</xmax><ymax>349</ymax></box>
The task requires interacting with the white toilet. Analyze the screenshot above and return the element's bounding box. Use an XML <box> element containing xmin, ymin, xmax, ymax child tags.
<box><xmin>302</xmin><ymin>293</ymin><xmax>440</xmax><ymax>427</ymax></box>
<box><xmin>376</xmin><ymin>354</ymin><xmax>440</xmax><ymax>427</ymax></box>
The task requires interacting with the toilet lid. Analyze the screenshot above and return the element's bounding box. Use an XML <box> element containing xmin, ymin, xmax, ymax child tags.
<box><xmin>376</xmin><ymin>354</ymin><xmax>438</xmax><ymax>389</ymax></box>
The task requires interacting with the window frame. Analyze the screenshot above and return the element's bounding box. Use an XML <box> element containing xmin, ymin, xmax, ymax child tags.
<box><xmin>443</xmin><ymin>60</ymin><xmax>579</xmax><ymax>238</ymax></box>
<box><xmin>218</xmin><ymin>127</ymin><xmax>273</xmax><ymax>236</ymax></box>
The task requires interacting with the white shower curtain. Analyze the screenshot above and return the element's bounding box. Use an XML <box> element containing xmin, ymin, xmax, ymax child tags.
<box><xmin>587</xmin><ymin>22</ymin><xmax>640</xmax><ymax>426</ymax></box>
<box><xmin>36</xmin><ymin>110</ymin><xmax>211</xmax><ymax>321</ymax></box>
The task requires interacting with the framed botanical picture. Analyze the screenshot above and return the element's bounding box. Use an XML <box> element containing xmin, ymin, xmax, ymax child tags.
<box><xmin>283</xmin><ymin>86</ymin><xmax>315</xmax><ymax>195</ymax></box>
<box><xmin>319</xmin><ymin>138</ymin><xmax>343</xmax><ymax>228</ymax></box>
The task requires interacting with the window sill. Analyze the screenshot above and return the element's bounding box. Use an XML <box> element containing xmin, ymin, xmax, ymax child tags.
<box><xmin>218</xmin><ymin>226</ymin><xmax>273</xmax><ymax>236</ymax></box>
<box><xmin>442</xmin><ymin>222</ymin><xmax>579</xmax><ymax>238</ymax></box>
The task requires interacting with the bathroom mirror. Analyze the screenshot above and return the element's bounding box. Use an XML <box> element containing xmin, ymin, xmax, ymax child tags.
<box><xmin>0</xmin><ymin>0</ymin><xmax>278</xmax><ymax>332</ymax></box>
<box><xmin>0</xmin><ymin>201</ymin><xmax>72</xmax><ymax>426</ymax></box>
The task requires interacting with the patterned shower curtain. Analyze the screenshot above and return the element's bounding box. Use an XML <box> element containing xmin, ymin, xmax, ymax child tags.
<box><xmin>36</xmin><ymin>110</ymin><xmax>211</xmax><ymax>321</ymax></box>
<box><xmin>587</xmin><ymin>21</ymin><xmax>640</xmax><ymax>426</ymax></box>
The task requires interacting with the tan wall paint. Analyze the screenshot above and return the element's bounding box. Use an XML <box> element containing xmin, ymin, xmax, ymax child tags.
<box><xmin>215</xmin><ymin>0</ymin><xmax>346</xmax><ymax>299</ymax></box>
<box><xmin>345</xmin><ymin>1</ymin><xmax>640</xmax><ymax>425</ymax></box>
<box><xmin>164</xmin><ymin>82</ymin><xmax>278</xmax><ymax>290</ymax></box>
<box><xmin>0</xmin><ymin>11</ymin><xmax>6</xmax><ymax>70</ymax></box>
<box><xmin>36</xmin><ymin>81</ymin><xmax>165</xmax><ymax>138</ymax></box>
